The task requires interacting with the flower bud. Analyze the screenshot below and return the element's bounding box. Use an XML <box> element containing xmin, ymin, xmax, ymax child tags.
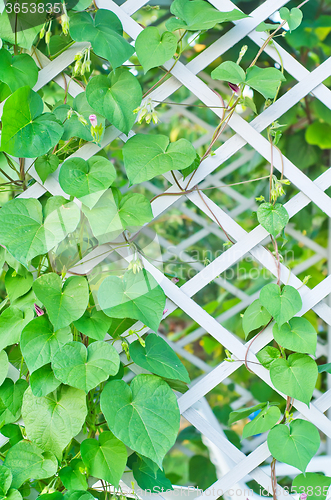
<box><xmin>34</xmin><ymin>304</ymin><xmax>44</xmax><ymax>316</ymax></box>
<box><xmin>89</xmin><ymin>114</ymin><xmax>98</xmax><ymax>127</ymax></box>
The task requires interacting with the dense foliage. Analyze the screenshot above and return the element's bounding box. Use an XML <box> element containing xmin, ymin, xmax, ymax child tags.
<box><xmin>0</xmin><ymin>0</ymin><xmax>330</xmax><ymax>498</ymax></box>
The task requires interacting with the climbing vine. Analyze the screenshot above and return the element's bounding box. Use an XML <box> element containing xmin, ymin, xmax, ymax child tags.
<box><xmin>0</xmin><ymin>0</ymin><xmax>328</xmax><ymax>498</ymax></box>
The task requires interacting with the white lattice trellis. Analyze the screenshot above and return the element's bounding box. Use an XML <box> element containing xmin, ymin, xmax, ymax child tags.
<box><xmin>1</xmin><ymin>0</ymin><xmax>331</xmax><ymax>498</ymax></box>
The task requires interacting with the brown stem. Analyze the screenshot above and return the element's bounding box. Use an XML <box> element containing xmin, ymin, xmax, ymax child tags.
<box><xmin>270</xmin><ymin>458</ymin><xmax>278</xmax><ymax>500</ymax></box>
<box><xmin>143</xmin><ymin>58</ymin><xmax>178</xmax><ymax>98</ymax></box>
<box><xmin>244</xmin><ymin>319</ymin><xmax>273</xmax><ymax>373</ymax></box>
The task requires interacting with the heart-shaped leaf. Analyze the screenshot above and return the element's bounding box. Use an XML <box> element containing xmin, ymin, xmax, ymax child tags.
<box><xmin>22</xmin><ymin>385</ymin><xmax>87</xmax><ymax>459</ymax></box>
<box><xmin>257</xmin><ymin>202</ymin><xmax>289</xmax><ymax>237</ymax></box>
<box><xmin>270</xmin><ymin>353</ymin><xmax>318</xmax><ymax>405</ymax></box>
<box><xmin>245</xmin><ymin>67</ymin><xmax>286</xmax><ymax>99</ymax></box>
<box><xmin>242</xmin><ymin>405</ymin><xmax>281</xmax><ymax>439</ymax></box>
<box><xmin>29</xmin><ymin>364</ymin><xmax>61</xmax><ymax>398</ymax></box>
<box><xmin>33</xmin><ymin>274</ymin><xmax>89</xmax><ymax>330</ymax></box>
<box><xmin>5</xmin><ymin>267</ymin><xmax>33</xmax><ymax>302</ymax></box>
<box><xmin>35</xmin><ymin>154</ymin><xmax>59</xmax><ymax>184</ymax></box>
<box><xmin>292</xmin><ymin>473</ymin><xmax>331</xmax><ymax>500</ymax></box>
<box><xmin>0</xmin><ymin>87</ymin><xmax>63</xmax><ymax>158</ymax></box>
<box><xmin>273</xmin><ymin>317</ymin><xmax>317</xmax><ymax>355</ymax></box>
<box><xmin>69</xmin><ymin>10</ymin><xmax>134</xmax><ymax>68</ymax></box>
<box><xmin>256</xmin><ymin>346</ymin><xmax>281</xmax><ymax>369</ymax></box>
<box><xmin>131</xmin><ymin>455</ymin><xmax>173</xmax><ymax>492</ymax></box>
<box><xmin>0</xmin><ymin>10</ymin><xmax>42</xmax><ymax>50</ymax></box>
<box><xmin>165</xmin><ymin>0</ymin><xmax>246</xmax><ymax>31</ymax></box>
<box><xmin>267</xmin><ymin>419</ymin><xmax>320</xmax><ymax>472</ymax></box>
<box><xmin>0</xmin><ymin>350</ymin><xmax>8</xmax><ymax>387</ymax></box>
<box><xmin>21</xmin><ymin>315</ymin><xmax>72</xmax><ymax>373</ymax></box>
<box><xmin>0</xmin><ymin>465</ymin><xmax>12</xmax><ymax>496</ymax></box>
<box><xmin>211</xmin><ymin>61</ymin><xmax>245</xmax><ymax>84</ymax></box>
<box><xmin>80</xmin><ymin>431</ymin><xmax>127</xmax><ymax>487</ymax></box>
<box><xmin>82</xmin><ymin>189</ymin><xmax>153</xmax><ymax>244</ymax></box>
<box><xmin>123</xmin><ymin>134</ymin><xmax>196</xmax><ymax>185</ymax></box>
<box><xmin>86</xmin><ymin>68</ymin><xmax>142</xmax><ymax>135</ymax></box>
<box><xmin>129</xmin><ymin>333</ymin><xmax>190</xmax><ymax>382</ymax></box>
<box><xmin>58</xmin><ymin>459</ymin><xmax>88</xmax><ymax>491</ymax></box>
<box><xmin>100</xmin><ymin>375</ymin><xmax>180</xmax><ymax>467</ymax></box>
<box><xmin>73</xmin><ymin>309</ymin><xmax>112</xmax><ymax>341</ymax></box>
<box><xmin>98</xmin><ymin>269</ymin><xmax>166</xmax><ymax>332</ymax></box>
<box><xmin>0</xmin><ymin>306</ymin><xmax>33</xmax><ymax>351</ymax></box>
<box><xmin>242</xmin><ymin>299</ymin><xmax>272</xmax><ymax>338</ymax></box>
<box><xmin>0</xmin><ymin>49</ymin><xmax>38</xmax><ymax>92</ymax></box>
<box><xmin>0</xmin><ymin>379</ymin><xmax>28</xmax><ymax>428</ymax></box>
<box><xmin>64</xmin><ymin>491</ymin><xmax>94</xmax><ymax>500</ymax></box>
<box><xmin>260</xmin><ymin>284</ymin><xmax>302</xmax><ymax>326</ymax></box>
<box><xmin>59</xmin><ymin>157</ymin><xmax>116</xmax><ymax>209</ymax></box>
<box><xmin>54</xmin><ymin>93</ymin><xmax>106</xmax><ymax>144</ymax></box>
<box><xmin>4</xmin><ymin>440</ymin><xmax>58</xmax><ymax>488</ymax></box>
<box><xmin>135</xmin><ymin>27</ymin><xmax>177</xmax><ymax>73</ymax></box>
<box><xmin>279</xmin><ymin>7</ymin><xmax>303</xmax><ymax>32</ymax></box>
<box><xmin>0</xmin><ymin>197</ymin><xmax>80</xmax><ymax>267</ymax></box>
<box><xmin>52</xmin><ymin>341</ymin><xmax>120</xmax><ymax>393</ymax></box>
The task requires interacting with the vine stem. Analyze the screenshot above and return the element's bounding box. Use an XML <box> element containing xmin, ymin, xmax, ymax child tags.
<box><xmin>244</xmin><ymin>319</ymin><xmax>273</xmax><ymax>373</ymax></box>
<box><xmin>270</xmin><ymin>458</ymin><xmax>278</xmax><ymax>500</ymax></box>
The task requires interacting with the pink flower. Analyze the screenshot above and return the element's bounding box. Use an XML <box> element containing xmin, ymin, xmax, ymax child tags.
<box><xmin>163</xmin><ymin>308</ymin><xmax>168</xmax><ymax>315</ymax></box>
<box><xmin>34</xmin><ymin>304</ymin><xmax>44</xmax><ymax>316</ymax></box>
<box><xmin>300</xmin><ymin>495</ymin><xmax>307</xmax><ymax>500</ymax></box>
<box><xmin>89</xmin><ymin>114</ymin><xmax>97</xmax><ymax>127</ymax></box>
<box><xmin>228</xmin><ymin>82</ymin><xmax>240</xmax><ymax>94</ymax></box>
<box><xmin>171</xmin><ymin>277</ymin><xmax>179</xmax><ymax>283</ymax></box>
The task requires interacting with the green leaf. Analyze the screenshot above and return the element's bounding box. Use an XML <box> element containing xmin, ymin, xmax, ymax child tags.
<box><xmin>242</xmin><ymin>406</ymin><xmax>281</xmax><ymax>439</ymax></box>
<box><xmin>292</xmin><ymin>473</ymin><xmax>331</xmax><ymax>500</ymax></box>
<box><xmin>228</xmin><ymin>403</ymin><xmax>267</xmax><ymax>425</ymax></box>
<box><xmin>29</xmin><ymin>364</ymin><xmax>61</xmax><ymax>398</ymax></box>
<box><xmin>0</xmin><ymin>87</ymin><xmax>63</xmax><ymax>158</ymax></box>
<box><xmin>80</xmin><ymin>431</ymin><xmax>127</xmax><ymax>487</ymax></box>
<box><xmin>267</xmin><ymin>419</ymin><xmax>320</xmax><ymax>472</ymax></box>
<box><xmin>0</xmin><ymin>350</ymin><xmax>8</xmax><ymax>386</ymax></box>
<box><xmin>211</xmin><ymin>61</ymin><xmax>245</xmax><ymax>84</ymax></box>
<box><xmin>21</xmin><ymin>385</ymin><xmax>87</xmax><ymax>459</ymax></box>
<box><xmin>181</xmin><ymin>152</ymin><xmax>200</xmax><ymax>179</ymax></box>
<box><xmin>1</xmin><ymin>424</ymin><xmax>23</xmax><ymax>447</ymax></box>
<box><xmin>4</xmin><ymin>440</ymin><xmax>57</xmax><ymax>489</ymax></box>
<box><xmin>260</xmin><ymin>284</ymin><xmax>302</xmax><ymax>326</ymax></box>
<box><xmin>35</xmin><ymin>154</ymin><xmax>60</xmax><ymax>184</ymax></box>
<box><xmin>130</xmin><ymin>455</ymin><xmax>173</xmax><ymax>492</ymax></box>
<box><xmin>33</xmin><ymin>274</ymin><xmax>89</xmax><ymax>330</ymax></box>
<box><xmin>305</xmin><ymin>122</ymin><xmax>331</xmax><ymax>150</ymax></box>
<box><xmin>52</xmin><ymin>340</ymin><xmax>120</xmax><ymax>393</ymax></box>
<box><xmin>59</xmin><ymin>157</ymin><xmax>116</xmax><ymax>209</ymax></box>
<box><xmin>21</xmin><ymin>315</ymin><xmax>72</xmax><ymax>373</ymax></box>
<box><xmin>63</xmin><ymin>492</ymin><xmax>94</xmax><ymax>500</ymax></box>
<box><xmin>123</xmin><ymin>134</ymin><xmax>196</xmax><ymax>185</ymax></box>
<box><xmin>243</xmin><ymin>95</ymin><xmax>257</xmax><ymax>113</ymax></box>
<box><xmin>0</xmin><ymin>11</ymin><xmax>41</xmax><ymax>50</ymax></box>
<box><xmin>245</xmin><ymin>67</ymin><xmax>286</xmax><ymax>99</ymax></box>
<box><xmin>98</xmin><ymin>269</ymin><xmax>166</xmax><ymax>333</ymax></box>
<box><xmin>242</xmin><ymin>299</ymin><xmax>271</xmax><ymax>338</ymax></box>
<box><xmin>0</xmin><ymin>306</ymin><xmax>33</xmax><ymax>351</ymax></box>
<box><xmin>135</xmin><ymin>27</ymin><xmax>177</xmax><ymax>73</ymax></box>
<box><xmin>58</xmin><ymin>459</ymin><xmax>88</xmax><ymax>491</ymax></box>
<box><xmin>86</xmin><ymin>68</ymin><xmax>142</xmax><ymax>135</ymax></box>
<box><xmin>256</xmin><ymin>346</ymin><xmax>281</xmax><ymax>369</ymax></box>
<box><xmin>69</xmin><ymin>10</ymin><xmax>134</xmax><ymax>68</ymax></box>
<box><xmin>0</xmin><ymin>197</ymin><xmax>80</xmax><ymax>267</ymax></box>
<box><xmin>1</xmin><ymin>489</ymin><xmax>23</xmax><ymax>500</ymax></box>
<box><xmin>256</xmin><ymin>21</ymin><xmax>280</xmax><ymax>32</ymax></box>
<box><xmin>189</xmin><ymin>455</ymin><xmax>217</xmax><ymax>490</ymax></box>
<box><xmin>257</xmin><ymin>202</ymin><xmax>289</xmax><ymax>237</ymax></box>
<box><xmin>73</xmin><ymin>309</ymin><xmax>112</xmax><ymax>341</ymax></box>
<box><xmin>318</xmin><ymin>363</ymin><xmax>331</xmax><ymax>373</ymax></box>
<box><xmin>0</xmin><ymin>465</ymin><xmax>12</xmax><ymax>496</ymax></box>
<box><xmin>166</xmin><ymin>0</ymin><xmax>246</xmax><ymax>31</ymax></box>
<box><xmin>273</xmin><ymin>317</ymin><xmax>317</xmax><ymax>355</ymax></box>
<box><xmin>82</xmin><ymin>189</ymin><xmax>153</xmax><ymax>244</ymax></box>
<box><xmin>0</xmin><ymin>379</ymin><xmax>28</xmax><ymax>428</ymax></box>
<box><xmin>279</xmin><ymin>7</ymin><xmax>303</xmax><ymax>32</ymax></box>
<box><xmin>0</xmin><ymin>49</ymin><xmax>38</xmax><ymax>92</ymax></box>
<box><xmin>100</xmin><ymin>374</ymin><xmax>180</xmax><ymax>467</ymax></box>
<box><xmin>5</xmin><ymin>267</ymin><xmax>33</xmax><ymax>302</ymax></box>
<box><xmin>129</xmin><ymin>333</ymin><xmax>190</xmax><ymax>383</ymax></box>
<box><xmin>270</xmin><ymin>353</ymin><xmax>318</xmax><ymax>405</ymax></box>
